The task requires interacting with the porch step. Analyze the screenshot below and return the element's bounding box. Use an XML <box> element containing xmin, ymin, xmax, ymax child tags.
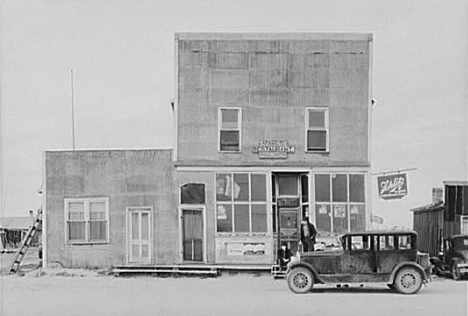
<box><xmin>112</xmin><ymin>265</ymin><xmax>218</xmax><ymax>277</ymax></box>
<box><xmin>112</xmin><ymin>264</ymin><xmax>273</xmax><ymax>277</ymax></box>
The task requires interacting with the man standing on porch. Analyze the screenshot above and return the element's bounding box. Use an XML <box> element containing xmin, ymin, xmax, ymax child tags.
<box><xmin>300</xmin><ymin>220</ymin><xmax>317</xmax><ymax>252</ymax></box>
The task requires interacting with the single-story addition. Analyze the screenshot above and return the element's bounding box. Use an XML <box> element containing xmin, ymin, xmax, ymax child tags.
<box><xmin>43</xmin><ymin>32</ymin><xmax>374</xmax><ymax>269</ymax></box>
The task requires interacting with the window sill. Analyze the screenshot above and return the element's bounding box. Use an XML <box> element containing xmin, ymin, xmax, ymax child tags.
<box><xmin>305</xmin><ymin>150</ymin><xmax>330</xmax><ymax>154</ymax></box>
<box><xmin>218</xmin><ymin>150</ymin><xmax>242</xmax><ymax>154</ymax></box>
<box><xmin>66</xmin><ymin>241</ymin><xmax>110</xmax><ymax>245</ymax></box>
<box><xmin>215</xmin><ymin>233</ymin><xmax>270</xmax><ymax>238</ymax></box>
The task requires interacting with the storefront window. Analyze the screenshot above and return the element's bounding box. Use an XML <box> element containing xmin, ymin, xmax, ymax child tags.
<box><xmin>216</xmin><ymin>204</ymin><xmax>232</xmax><ymax>232</ymax></box>
<box><xmin>315</xmin><ymin>174</ymin><xmax>330</xmax><ymax>202</ymax></box>
<box><xmin>234</xmin><ymin>174</ymin><xmax>249</xmax><ymax>201</ymax></box>
<box><xmin>216</xmin><ymin>173</ymin><xmax>267</xmax><ymax>234</ymax></box>
<box><xmin>251</xmin><ymin>174</ymin><xmax>266</xmax><ymax>202</ymax></box>
<box><xmin>252</xmin><ymin>205</ymin><xmax>267</xmax><ymax>232</ymax></box>
<box><xmin>314</xmin><ymin>173</ymin><xmax>366</xmax><ymax>234</ymax></box>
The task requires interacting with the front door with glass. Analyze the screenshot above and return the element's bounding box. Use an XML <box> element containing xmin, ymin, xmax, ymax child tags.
<box><xmin>128</xmin><ymin>208</ymin><xmax>152</xmax><ymax>264</ymax></box>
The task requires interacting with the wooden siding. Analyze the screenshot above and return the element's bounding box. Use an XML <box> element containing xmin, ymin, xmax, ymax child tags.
<box><xmin>45</xmin><ymin>150</ymin><xmax>176</xmax><ymax>268</ymax></box>
<box><xmin>176</xmin><ymin>34</ymin><xmax>372</xmax><ymax>167</ymax></box>
<box><xmin>413</xmin><ymin>206</ymin><xmax>444</xmax><ymax>256</ymax></box>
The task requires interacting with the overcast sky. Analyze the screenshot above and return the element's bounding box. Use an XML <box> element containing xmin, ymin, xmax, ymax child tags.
<box><xmin>1</xmin><ymin>0</ymin><xmax>467</xmax><ymax>228</ymax></box>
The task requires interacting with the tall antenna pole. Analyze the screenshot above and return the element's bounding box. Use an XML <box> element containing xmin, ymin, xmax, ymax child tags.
<box><xmin>71</xmin><ymin>69</ymin><xmax>76</xmax><ymax>150</ymax></box>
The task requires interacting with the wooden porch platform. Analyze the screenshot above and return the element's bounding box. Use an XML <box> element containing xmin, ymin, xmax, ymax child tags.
<box><xmin>112</xmin><ymin>264</ymin><xmax>273</xmax><ymax>277</ymax></box>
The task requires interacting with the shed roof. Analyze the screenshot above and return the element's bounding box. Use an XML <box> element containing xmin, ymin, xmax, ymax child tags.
<box><xmin>0</xmin><ymin>217</ymin><xmax>33</xmax><ymax>230</ymax></box>
<box><xmin>411</xmin><ymin>202</ymin><xmax>444</xmax><ymax>213</ymax></box>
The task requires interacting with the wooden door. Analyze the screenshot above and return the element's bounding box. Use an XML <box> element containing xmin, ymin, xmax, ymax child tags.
<box><xmin>128</xmin><ymin>209</ymin><xmax>151</xmax><ymax>264</ymax></box>
<box><xmin>182</xmin><ymin>209</ymin><xmax>203</xmax><ymax>262</ymax></box>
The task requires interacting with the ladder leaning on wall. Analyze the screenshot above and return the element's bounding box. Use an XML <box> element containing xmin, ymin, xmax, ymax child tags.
<box><xmin>9</xmin><ymin>208</ymin><xmax>42</xmax><ymax>274</ymax></box>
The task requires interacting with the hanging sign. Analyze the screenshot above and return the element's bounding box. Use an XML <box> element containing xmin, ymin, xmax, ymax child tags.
<box><xmin>252</xmin><ymin>140</ymin><xmax>295</xmax><ymax>159</ymax></box>
<box><xmin>377</xmin><ymin>173</ymin><xmax>408</xmax><ymax>200</ymax></box>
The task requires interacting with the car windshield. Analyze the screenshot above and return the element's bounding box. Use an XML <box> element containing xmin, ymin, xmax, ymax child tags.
<box><xmin>314</xmin><ymin>236</ymin><xmax>343</xmax><ymax>251</ymax></box>
<box><xmin>452</xmin><ymin>237</ymin><xmax>468</xmax><ymax>250</ymax></box>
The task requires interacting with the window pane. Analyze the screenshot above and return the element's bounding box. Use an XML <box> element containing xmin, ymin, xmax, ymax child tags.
<box><xmin>332</xmin><ymin>174</ymin><xmax>348</xmax><ymax>202</ymax></box>
<box><xmin>141</xmin><ymin>213</ymin><xmax>149</xmax><ymax>240</ymax></box>
<box><xmin>132</xmin><ymin>213</ymin><xmax>139</xmax><ymax>239</ymax></box>
<box><xmin>181</xmin><ymin>183</ymin><xmax>205</xmax><ymax>204</ymax></box>
<box><xmin>221</xmin><ymin>109</ymin><xmax>239</xmax><ymax>129</ymax></box>
<box><xmin>272</xmin><ymin>205</ymin><xmax>277</xmax><ymax>233</ymax></box>
<box><xmin>315</xmin><ymin>204</ymin><xmax>331</xmax><ymax>233</ymax></box>
<box><xmin>234</xmin><ymin>204</ymin><xmax>249</xmax><ymax>232</ymax></box>
<box><xmin>132</xmin><ymin>245</ymin><xmax>139</xmax><ymax>258</ymax></box>
<box><xmin>216</xmin><ymin>204</ymin><xmax>232</xmax><ymax>232</ymax></box>
<box><xmin>332</xmin><ymin>204</ymin><xmax>348</xmax><ymax>234</ymax></box>
<box><xmin>278</xmin><ymin>175</ymin><xmax>298</xmax><ymax>196</ymax></box>
<box><xmin>184</xmin><ymin>210</ymin><xmax>203</xmax><ymax>239</ymax></box>
<box><xmin>309</xmin><ymin>110</ymin><xmax>325</xmax><ymax>128</ymax></box>
<box><xmin>69</xmin><ymin>202</ymin><xmax>85</xmax><ymax>220</ymax></box>
<box><xmin>141</xmin><ymin>245</ymin><xmax>149</xmax><ymax>258</ymax></box>
<box><xmin>315</xmin><ymin>174</ymin><xmax>330</xmax><ymax>202</ymax></box>
<box><xmin>350</xmin><ymin>205</ymin><xmax>366</xmax><ymax>232</ymax></box>
<box><xmin>234</xmin><ymin>174</ymin><xmax>249</xmax><ymax>201</ymax></box>
<box><xmin>251</xmin><ymin>205</ymin><xmax>267</xmax><ymax>232</ymax></box>
<box><xmin>398</xmin><ymin>235</ymin><xmax>412</xmax><ymax>250</ymax></box>
<box><xmin>89</xmin><ymin>221</ymin><xmax>106</xmax><ymax>240</ymax></box>
<box><xmin>301</xmin><ymin>175</ymin><xmax>309</xmax><ymax>203</ymax></box>
<box><xmin>379</xmin><ymin>235</ymin><xmax>395</xmax><ymax>251</ymax></box>
<box><xmin>280</xmin><ymin>212</ymin><xmax>298</xmax><ymax>229</ymax></box>
<box><xmin>351</xmin><ymin>236</ymin><xmax>370</xmax><ymax>250</ymax></box>
<box><xmin>216</xmin><ymin>174</ymin><xmax>232</xmax><ymax>201</ymax></box>
<box><xmin>69</xmin><ymin>222</ymin><xmax>85</xmax><ymax>240</ymax></box>
<box><xmin>271</xmin><ymin>175</ymin><xmax>276</xmax><ymax>203</ymax></box>
<box><xmin>90</xmin><ymin>201</ymin><xmax>106</xmax><ymax>220</ymax></box>
<box><xmin>251</xmin><ymin>174</ymin><xmax>266</xmax><ymax>202</ymax></box>
<box><xmin>307</xmin><ymin>130</ymin><xmax>327</xmax><ymax>151</ymax></box>
<box><xmin>350</xmin><ymin>174</ymin><xmax>365</xmax><ymax>203</ymax></box>
<box><xmin>220</xmin><ymin>131</ymin><xmax>239</xmax><ymax>151</ymax></box>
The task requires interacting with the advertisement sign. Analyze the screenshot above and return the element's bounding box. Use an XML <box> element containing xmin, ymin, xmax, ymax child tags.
<box><xmin>227</xmin><ymin>243</ymin><xmax>266</xmax><ymax>256</ymax></box>
<box><xmin>377</xmin><ymin>173</ymin><xmax>408</xmax><ymax>200</ymax></box>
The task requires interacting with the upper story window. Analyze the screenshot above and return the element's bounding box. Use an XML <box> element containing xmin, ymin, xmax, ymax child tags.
<box><xmin>306</xmin><ymin>107</ymin><xmax>329</xmax><ymax>152</ymax></box>
<box><xmin>65</xmin><ymin>197</ymin><xmax>110</xmax><ymax>244</ymax></box>
<box><xmin>219</xmin><ymin>108</ymin><xmax>241</xmax><ymax>152</ymax></box>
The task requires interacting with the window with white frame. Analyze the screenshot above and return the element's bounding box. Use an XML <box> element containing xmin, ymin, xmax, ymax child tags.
<box><xmin>219</xmin><ymin>108</ymin><xmax>241</xmax><ymax>152</ymax></box>
<box><xmin>314</xmin><ymin>173</ymin><xmax>366</xmax><ymax>234</ymax></box>
<box><xmin>306</xmin><ymin>107</ymin><xmax>329</xmax><ymax>152</ymax></box>
<box><xmin>65</xmin><ymin>198</ymin><xmax>109</xmax><ymax>243</ymax></box>
<box><xmin>216</xmin><ymin>173</ymin><xmax>267</xmax><ymax>233</ymax></box>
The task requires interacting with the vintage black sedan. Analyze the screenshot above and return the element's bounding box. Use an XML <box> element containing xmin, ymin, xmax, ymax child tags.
<box><xmin>286</xmin><ymin>231</ymin><xmax>431</xmax><ymax>294</ymax></box>
<box><xmin>431</xmin><ymin>234</ymin><xmax>468</xmax><ymax>280</ymax></box>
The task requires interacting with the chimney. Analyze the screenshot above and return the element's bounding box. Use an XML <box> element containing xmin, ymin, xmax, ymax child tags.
<box><xmin>432</xmin><ymin>188</ymin><xmax>443</xmax><ymax>205</ymax></box>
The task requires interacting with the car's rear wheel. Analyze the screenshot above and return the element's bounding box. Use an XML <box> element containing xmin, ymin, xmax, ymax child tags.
<box><xmin>394</xmin><ymin>267</ymin><xmax>423</xmax><ymax>295</ymax></box>
<box><xmin>287</xmin><ymin>267</ymin><xmax>314</xmax><ymax>294</ymax></box>
<box><xmin>451</xmin><ymin>261</ymin><xmax>461</xmax><ymax>281</ymax></box>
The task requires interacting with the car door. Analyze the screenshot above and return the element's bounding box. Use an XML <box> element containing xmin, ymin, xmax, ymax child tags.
<box><xmin>348</xmin><ymin>235</ymin><xmax>376</xmax><ymax>274</ymax></box>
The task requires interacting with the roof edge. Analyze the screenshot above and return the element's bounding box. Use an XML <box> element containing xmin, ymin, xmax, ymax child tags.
<box><xmin>175</xmin><ymin>32</ymin><xmax>373</xmax><ymax>42</ymax></box>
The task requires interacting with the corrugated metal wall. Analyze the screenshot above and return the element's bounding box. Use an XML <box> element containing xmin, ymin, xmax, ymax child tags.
<box><xmin>176</xmin><ymin>34</ymin><xmax>372</xmax><ymax>167</ymax></box>
<box><xmin>413</xmin><ymin>207</ymin><xmax>444</xmax><ymax>256</ymax></box>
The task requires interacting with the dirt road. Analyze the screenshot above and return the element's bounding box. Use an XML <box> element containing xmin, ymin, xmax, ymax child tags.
<box><xmin>1</xmin><ymin>271</ymin><xmax>466</xmax><ymax>316</ymax></box>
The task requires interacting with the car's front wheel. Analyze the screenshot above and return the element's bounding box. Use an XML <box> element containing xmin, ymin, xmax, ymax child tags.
<box><xmin>451</xmin><ymin>260</ymin><xmax>461</xmax><ymax>281</ymax></box>
<box><xmin>287</xmin><ymin>267</ymin><xmax>314</xmax><ymax>294</ymax></box>
<box><xmin>394</xmin><ymin>267</ymin><xmax>423</xmax><ymax>295</ymax></box>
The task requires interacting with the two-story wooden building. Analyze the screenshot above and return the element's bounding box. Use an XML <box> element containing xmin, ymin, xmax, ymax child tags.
<box><xmin>43</xmin><ymin>33</ymin><xmax>373</xmax><ymax>269</ymax></box>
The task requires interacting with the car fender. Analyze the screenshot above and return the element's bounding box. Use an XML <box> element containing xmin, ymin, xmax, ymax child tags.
<box><xmin>389</xmin><ymin>262</ymin><xmax>426</xmax><ymax>284</ymax></box>
<box><xmin>451</xmin><ymin>255</ymin><xmax>466</xmax><ymax>265</ymax></box>
<box><xmin>287</xmin><ymin>262</ymin><xmax>324</xmax><ymax>283</ymax></box>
